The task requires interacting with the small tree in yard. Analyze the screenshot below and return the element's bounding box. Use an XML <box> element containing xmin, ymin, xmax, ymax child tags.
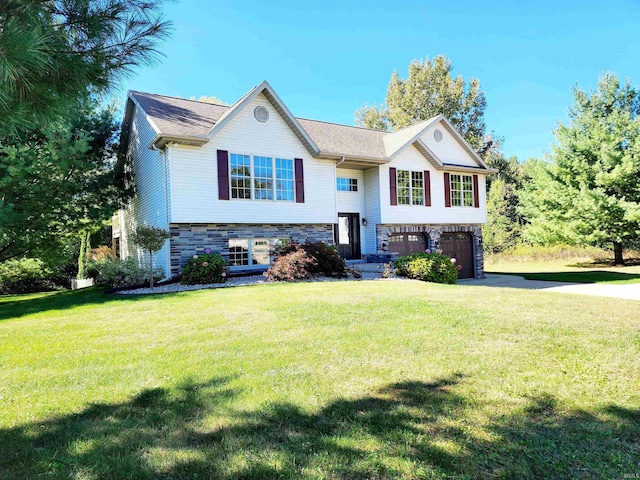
<box><xmin>130</xmin><ymin>225</ymin><xmax>170</xmax><ymax>288</ymax></box>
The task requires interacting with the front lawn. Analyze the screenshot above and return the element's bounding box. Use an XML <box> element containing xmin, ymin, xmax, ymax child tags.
<box><xmin>1</xmin><ymin>282</ymin><xmax>639</xmax><ymax>479</ymax></box>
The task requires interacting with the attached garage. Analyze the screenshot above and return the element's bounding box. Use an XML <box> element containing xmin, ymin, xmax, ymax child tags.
<box><xmin>387</xmin><ymin>233</ymin><xmax>427</xmax><ymax>257</ymax></box>
<box><xmin>440</xmin><ymin>232</ymin><xmax>474</xmax><ymax>279</ymax></box>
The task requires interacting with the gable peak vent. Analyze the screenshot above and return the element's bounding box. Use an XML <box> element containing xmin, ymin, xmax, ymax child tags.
<box><xmin>254</xmin><ymin>106</ymin><xmax>269</xmax><ymax>122</ymax></box>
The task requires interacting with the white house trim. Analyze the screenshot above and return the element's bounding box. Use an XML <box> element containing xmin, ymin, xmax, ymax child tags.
<box><xmin>206</xmin><ymin>80</ymin><xmax>320</xmax><ymax>157</ymax></box>
<box><xmin>438</xmin><ymin>116</ymin><xmax>491</xmax><ymax>169</ymax></box>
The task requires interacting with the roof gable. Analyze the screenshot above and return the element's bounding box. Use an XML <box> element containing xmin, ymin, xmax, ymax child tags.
<box><xmin>382</xmin><ymin>115</ymin><xmax>442</xmax><ymax>158</ymax></box>
<box><xmin>383</xmin><ymin>115</ymin><xmax>491</xmax><ymax>171</ymax></box>
<box><xmin>207</xmin><ymin>80</ymin><xmax>319</xmax><ymax>156</ymax></box>
<box><xmin>431</xmin><ymin>117</ymin><xmax>489</xmax><ymax>169</ymax></box>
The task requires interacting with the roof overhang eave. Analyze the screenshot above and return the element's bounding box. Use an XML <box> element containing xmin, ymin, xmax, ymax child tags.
<box><xmin>442</xmin><ymin>163</ymin><xmax>498</xmax><ymax>174</ymax></box>
<box><xmin>316</xmin><ymin>152</ymin><xmax>390</xmax><ymax>165</ymax></box>
<box><xmin>150</xmin><ymin>135</ymin><xmax>210</xmax><ymax>149</ymax></box>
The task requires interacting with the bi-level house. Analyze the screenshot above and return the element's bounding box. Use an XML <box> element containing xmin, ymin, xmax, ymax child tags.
<box><xmin>114</xmin><ymin>81</ymin><xmax>496</xmax><ymax>279</ymax></box>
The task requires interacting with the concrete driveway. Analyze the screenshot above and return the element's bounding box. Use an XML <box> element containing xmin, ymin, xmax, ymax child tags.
<box><xmin>459</xmin><ymin>274</ymin><xmax>640</xmax><ymax>301</ymax></box>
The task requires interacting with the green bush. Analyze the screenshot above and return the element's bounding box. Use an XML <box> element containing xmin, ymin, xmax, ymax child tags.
<box><xmin>265</xmin><ymin>247</ymin><xmax>317</xmax><ymax>281</ymax></box>
<box><xmin>88</xmin><ymin>257</ymin><xmax>163</xmax><ymax>288</ymax></box>
<box><xmin>392</xmin><ymin>252</ymin><xmax>458</xmax><ymax>284</ymax></box>
<box><xmin>0</xmin><ymin>258</ymin><xmax>59</xmax><ymax>294</ymax></box>
<box><xmin>266</xmin><ymin>241</ymin><xmax>346</xmax><ymax>281</ymax></box>
<box><xmin>180</xmin><ymin>252</ymin><xmax>227</xmax><ymax>285</ymax></box>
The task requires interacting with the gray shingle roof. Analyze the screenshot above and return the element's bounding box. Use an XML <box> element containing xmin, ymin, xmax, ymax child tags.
<box><xmin>130</xmin><ymin>91</ymin><xmax>228</xmax><ymax>138</ymax></box>
<box><xmin>297</xmin><ymin>118</ymin><xmax>387</xmax><ymax>159</ymax></box>
<box><xmin>129</xmin><ymin>91</ymin><xmax>388</xmax><ymax>159</ymax></box>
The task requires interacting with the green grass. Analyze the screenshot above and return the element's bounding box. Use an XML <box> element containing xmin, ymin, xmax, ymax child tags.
<box><xmin>1</xmin><ymin>282</ymin><xmax>639</xmax><ymax>479</ymax></box>
<box><xmin>486</xmin><ymin>258</ymin><xmax>640</xmax><ymax>284</ymax></box>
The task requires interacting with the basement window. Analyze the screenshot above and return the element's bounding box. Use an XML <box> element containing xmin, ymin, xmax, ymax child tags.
<box><xmin>228</xmin><ymin>238</ymin><xmax>290</xmax><ymax>267</ymax></box>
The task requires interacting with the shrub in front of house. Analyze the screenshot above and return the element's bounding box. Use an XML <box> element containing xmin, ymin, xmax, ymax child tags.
<box><xmin>180</xmin><ymin>252</ymin><xmax>227</xmax><ymax>285</ymax></box>
<box><xmin>265</xmin><ymin>241</ymin><xmax>347</xmax><ymax>281</ymax></box>
<box><xmin>88</xmin><ymin>257</ymin><xmax>163</xmax><ymax>288</ymax></box>
<box><xmin>265</xmin><ymin>246</ymin><xmax>317</xmax><ymax>281</ymax></box>
<box><xmin>300</xmin><ymin>241</ymin><xmax>347</xmax><ymax>277</ymax></box>
<box><xmin>392</xmin><ymin>251</ymin><xmax>458</xmax><ymax>284</ymax></box>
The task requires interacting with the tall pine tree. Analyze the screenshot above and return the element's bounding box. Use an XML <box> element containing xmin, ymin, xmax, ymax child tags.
<box><xmin>522</xmin><ymin>73</ymin><xmax>640</xmax><ymax>264</ymax></box>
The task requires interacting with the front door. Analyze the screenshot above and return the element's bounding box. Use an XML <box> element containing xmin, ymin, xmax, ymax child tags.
<box><xmin>336</xmin><ymin>213</ymin><xmax>361</xmax><ymax>259</ymax></box>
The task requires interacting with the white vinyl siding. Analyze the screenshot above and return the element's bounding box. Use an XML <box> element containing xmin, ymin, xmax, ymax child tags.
<box><xmin>169</xmin><ymin>93</ymin><xmax>336</xmax><ymax>224</ymax></box>
<box><xmin>363</xmin><ymin>167</ymin><xmax>381</xmax><ymax>254</ymax></box>
<box><xmin>121</xmin><ymin>104</ymin><xmax>171</xmax><ymax>278</ymax></box>
<box><xmin>381</xmin><ymin>144</ymin><xmax>486</xmax><ymax>225</ymax></box>
<box><xmin>420</xmin><ymin>123</ymin><xmax>481</xmax><ymax>168</ymax></box>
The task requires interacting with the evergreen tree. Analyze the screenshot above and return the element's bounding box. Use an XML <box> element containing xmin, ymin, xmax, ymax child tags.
<box><xmin>522</xmin><ymin>73</ymin><xmax>640</xmax><ymax>264</ymax></box>
<box><xmin>483</xmin><ymin>157</ymin><xmax>526</xmax><ymax>253</ymax></box>
<box><xmin>0</xmin><ymin>0</ymin><xmax>170</xmax><ymax>262</ymax></box>
<box><xmin>0</xmin><ymin>101</ymin><xmax>133</xmax><ymax>262</ymax></box>
<box><xmin>0</xmin><ymin>0</ymin><xmax>171</xmax><ymax>135</ymax></box>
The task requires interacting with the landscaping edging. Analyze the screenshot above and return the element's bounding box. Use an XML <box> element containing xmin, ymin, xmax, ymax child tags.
<box><xmin>116</xmin><ymin>270</ymin><xmax>405</xmax><ymax>295</ymax></box>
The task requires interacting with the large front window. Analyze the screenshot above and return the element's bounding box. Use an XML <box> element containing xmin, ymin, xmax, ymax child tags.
<box><xmin>397</xmin><ymin>170</ymin><xmax>424</xmax><ymax>206</ymax></box>
<box><xmin>228</xmin><ymin>238</ymin><xmax>290</xmax><ymax>267</ymax></box>
<box><xmin>230</xmin><ymin>154</ymin><xmax>294</xmax><ymax>201</ymax></box>
<box><xmin>451</xmin><ymin>174</ymin><xmax>474</xmax><ymax>207</ymax></box>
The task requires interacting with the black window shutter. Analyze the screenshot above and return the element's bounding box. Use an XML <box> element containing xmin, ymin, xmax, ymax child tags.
<box><xmin>389</xmin><ymin>167</ymin><xmax>397</xmax><ymax>206</ymax></box>
<box><xmin>444</xmin><ymin>172</ymin><xmax>451</xmax><ymax>208</ymax></box>
<box><xmin>473</xmin><ymin>174</ymin><xmax>480</xmax><ymax>208</ymax></box>
<box><xmin>217</xmin><ymin>150</ymin><xmax>229</xmax><ymax>200</ymax></box>
<box><xmin>294</xmin><ymin>158</ymin><xmax>305</xmax><ymax>203</ymax></box>
<box><xmin>424</xmin><ymin>170</ymin><xmax>431</xmax><ymax>206</ymax></box>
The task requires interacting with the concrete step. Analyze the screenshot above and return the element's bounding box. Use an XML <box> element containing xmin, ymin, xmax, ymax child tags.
<box><xmin>350</xmin><ymin>262</ymin><xmax>387</xmax><ymax>273</ymax></box>
<box><xmin>345</xmin><ymin>259</ymin><xmax>365</xmax><ymax>265</ymax></box>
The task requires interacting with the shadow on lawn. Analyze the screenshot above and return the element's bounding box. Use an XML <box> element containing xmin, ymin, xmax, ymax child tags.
<box><xmin>497</xmin><ymin>270</ymin><xmax>640</xmax><ymax>284</ymax></box>
<box><xmin>572</xmin><ymin>257</ymin><xmax>640</xmax><ymax>268</ymax></box>
<box><xmin>1</xmin><ymin>374</ymin><xmax>638</xmax><ymax>479</ymax></box>
<box><xmin>0</xmin><ymin>287</ymin><xmax>153</xmax><ymax>322</ymax></box>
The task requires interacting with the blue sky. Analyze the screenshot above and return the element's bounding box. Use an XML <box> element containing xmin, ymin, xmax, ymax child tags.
<box><xmin>119</xmin><ymin>0</ymin><xmax>640</xmax><ymax>161</ymax></box>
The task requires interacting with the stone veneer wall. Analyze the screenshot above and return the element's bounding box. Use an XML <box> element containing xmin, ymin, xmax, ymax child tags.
<box><xmin>170</xmin><ymin>223</ymin><xmax>334</xmax><ymax>276</ymax></box>
<box><xmin>376</xmin><ymin>224</ymin><xmax>485</xmax><ymax>279</ymax></box>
